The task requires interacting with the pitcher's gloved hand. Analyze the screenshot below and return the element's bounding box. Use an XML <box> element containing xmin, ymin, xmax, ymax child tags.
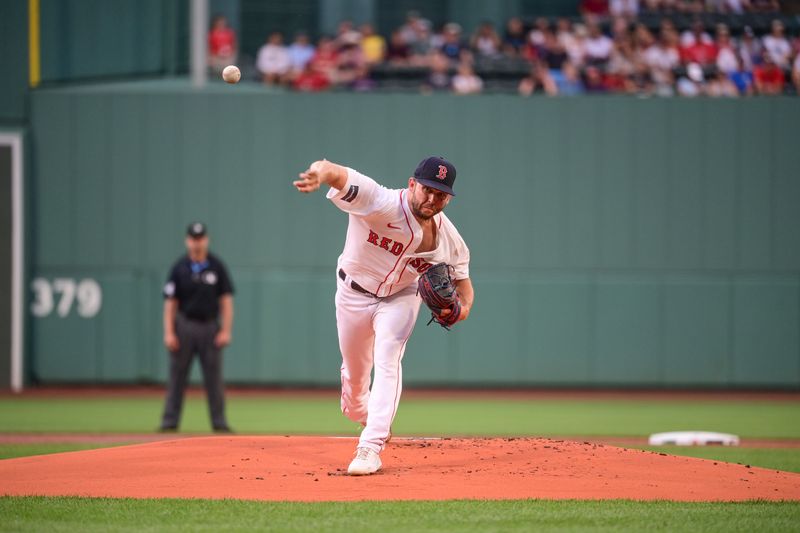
<box><xmin>417</xmin><ymin>263</ymin><xmax>462</xmax><ymax>329</ymax></box>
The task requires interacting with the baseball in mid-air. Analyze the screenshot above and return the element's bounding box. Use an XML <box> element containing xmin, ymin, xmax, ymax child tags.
<box><xmin>222</xmin><ymin>65</ymin><xmax>241</xmax><ymax>84</ymax></box>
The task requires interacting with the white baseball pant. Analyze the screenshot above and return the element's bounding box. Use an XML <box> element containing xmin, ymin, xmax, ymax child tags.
<box><xmin>335</xmin><ymin>272</ymin><xmax>421</xmax><ymax>453</ymax></box>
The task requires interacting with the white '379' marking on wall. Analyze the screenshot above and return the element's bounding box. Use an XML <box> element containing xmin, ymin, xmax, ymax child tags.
<box><xmin>30</xmin><ymin>278</ymin><xmax>102</xmax><ymax>318</ymax></box>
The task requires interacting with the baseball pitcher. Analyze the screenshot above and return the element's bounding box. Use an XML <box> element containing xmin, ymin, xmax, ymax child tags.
<box><xmin>294</xmin><ymin>156</ymin><xmax>473</xmax><ymax>475</ymax></box>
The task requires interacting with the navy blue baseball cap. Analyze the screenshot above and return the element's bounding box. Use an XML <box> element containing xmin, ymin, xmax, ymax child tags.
<box><xmin>413</xmin><ymin>156</ymin><xmax>457</xmax><ymax>196</ymax></box>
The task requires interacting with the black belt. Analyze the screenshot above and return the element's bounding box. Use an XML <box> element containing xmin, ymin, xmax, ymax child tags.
<box><xmin>179</xmin><ymin>313</ymin><xmax>217</xmax><ymax>323</ymax></box>
<box><xmin>339</xmin><ymin>269</ymin><xmax>378</xmax><ymax>297</ymax></box>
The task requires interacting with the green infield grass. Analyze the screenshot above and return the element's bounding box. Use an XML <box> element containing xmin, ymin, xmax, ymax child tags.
<box><xmin>0</xmin><ymin>497</ymin><xmax>798</xmax><ymax>533</ymax></box>
<box><xmin>633</xmin><ymin>446</ymin><xmax>800</xmax><ymax>473</ymax></box>
<box><xmin>1</xmin><ymin>395</ymin><xmax>798</xmax><ymax>438</ymax></box>
<box><xmin>0</xmin><ymin>443</ymin><xmax>128</xmax><ymax>460</ymax></box>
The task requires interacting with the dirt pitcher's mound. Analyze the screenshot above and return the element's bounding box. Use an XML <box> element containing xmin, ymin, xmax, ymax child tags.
<box><xmin>1</xmin><ymin>436</ymin><xmax>799</xmax><ymax>502</ymax></box>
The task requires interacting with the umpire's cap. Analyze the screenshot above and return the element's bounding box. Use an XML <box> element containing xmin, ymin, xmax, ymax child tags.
<box><xmin>413</xmin><ymin>156</ymin><xmax>457</xmax><ymax>196</ymax></box>
<box><xmin>187</xmin><ymin>222</ymin><xmax>208</xmax><ymax>238</ymax></box>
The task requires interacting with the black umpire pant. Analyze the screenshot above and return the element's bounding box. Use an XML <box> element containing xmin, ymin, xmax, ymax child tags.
<box><xmin>160</xmin><ymin>314</ymin><xmax>228</xmax><ymax>429</ymax></box>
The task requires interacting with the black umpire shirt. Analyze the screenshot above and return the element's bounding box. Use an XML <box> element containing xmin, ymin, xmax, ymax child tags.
<box><xmin>163</xmin><ymin>253</ymin><xmax>234</xmax><ymax>321</ymax></box>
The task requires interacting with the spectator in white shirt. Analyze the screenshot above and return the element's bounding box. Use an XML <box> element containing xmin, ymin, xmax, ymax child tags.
<box><xmin>643</xmin><ymin>29</ymin><xmax>680</xmax><ymax>84</ymax></box>
<box><xmin>528</xmin><ymin>17</ymin><xmax>551</xmax><ymax>51</ymax></box>
<box><xmin>471</xmin><ymin>21</ymin><xmax>502</xmax><ymax>58</ymax></box>
<box><xmin>677</xmin><ymin>62</ymin><xmax>706</xmax><ymax>97</ymax></box>
<box><xmin>556</xmin><ymin>18</ymin><xmax>576</xmax><ymax>52</ymax></box>
<box><xmin>257</xmin><ymin>32</ymin><xmax>292</xmax><ymax>85</ymax></box>
<box><xmin>610</xmin><ymin>0</ymin><xmax>640</xmax><ymax>18</ymax></box>
<box><xmin>680</xmin><ymin>20</ymin><xmax>712</xmax><ymax>47</ymax></box>
<box><xmin>739</xmin><ymin>26</ymin><xmax>763</xmax><ymax>71</ymax></box>
<box><xmin>566</xmin><ymin>24</ymin><xmax>588</xmax><ymax>67</ymax></box>
<box><xmin>608</xmin><ymin>34</ymin><xmax>637</xmax><ymax>77</ymax></box>
<box><xmin>452</xmin><ymin>62</ymin><xmax>483</xmax><ymax>95</ymax></box>
<box><xmin>762</xmin><ymin>19</ymin><xmax>792</xmax><ymax>68</ymax></box>
<box><xmin>584</xmin><ymin>22</ymin><xmax>614</xmax><ymax>65</ymax></box>
<box><xmin>715</xmin><ymin>25</ymin><xmax>739</xmax><ymax>74</ymax></box>
<box><xmin>399</xmin><ymin>10</ymin><xmax>424</xmax><ymax>46</ymax></box>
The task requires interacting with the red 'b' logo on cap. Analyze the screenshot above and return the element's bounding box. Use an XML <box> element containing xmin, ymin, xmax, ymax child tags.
<box><xmin>437</xmin><ymin>165</ymin><xmax>448</xmax><ymax>180</ymax></box>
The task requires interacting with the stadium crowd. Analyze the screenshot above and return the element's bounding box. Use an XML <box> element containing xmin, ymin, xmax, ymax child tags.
<box><xmin>208</xmin><ymin>2</ymin><xmax>800</xmax><ymax>96</ymax></box>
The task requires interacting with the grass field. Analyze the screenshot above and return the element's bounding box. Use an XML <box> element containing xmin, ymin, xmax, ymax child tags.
<box><xmin>1</xmin><ymin>497</ymin><xmax>799</xmax><ymax>533</ymax></box>
<box><xmin>2</xmin><ymin>394</ymin><xmax>798</xmax><ymax>437</ymax></box>
<box><xmin>1</xmin><ymin>392</ymin><xmax>798</xmax><ymax>532</ymax></box>
<box><xmin>638</xmin><ymin>445</ymin><xmax>800</xmax><ymax>473</ymax></box>
<box><xmin>0</xmin><ymin>443</ymin><xmax>125</xmax><ymax>460</ymax></box>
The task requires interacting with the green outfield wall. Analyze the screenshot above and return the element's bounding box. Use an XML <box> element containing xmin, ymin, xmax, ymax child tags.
<box><xmin>0</xmin><ymin>2</ymin><xmax>29</xmax><ymax>123</ymax></box>
<box><xmin>26</xmin><ymin>85</ymin><xmax>800</xmax><ymax>387</ymax></box>
<box><xmin>36</xmin><ymin>0</ymin><xmax>188</xmax><ymax>84</ymax></box>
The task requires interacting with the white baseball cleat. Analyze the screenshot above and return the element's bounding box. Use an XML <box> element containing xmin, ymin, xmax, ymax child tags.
<box><xmin>347</xmin><ymin>447</ymin><xmax>382</xmax><ymax>476</ymax></box>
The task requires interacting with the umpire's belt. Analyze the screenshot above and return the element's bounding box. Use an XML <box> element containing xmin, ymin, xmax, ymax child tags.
<box><xmin>180</xmin><ymin>313</ymin><xmax>217</xmax><ymax>323</ymax></box>
<box><xmin>339</xmin><ymin>269</ymin><xmax>378</xmax><ymax>297</ymax></box>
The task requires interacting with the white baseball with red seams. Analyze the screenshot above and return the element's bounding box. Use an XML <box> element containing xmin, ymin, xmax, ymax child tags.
<box><xmin>328</xmin><ymin>167</ymin><xmax>470</xmax><ymax>453</ymax></box>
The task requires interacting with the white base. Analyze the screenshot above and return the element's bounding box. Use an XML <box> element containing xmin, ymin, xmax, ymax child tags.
<box><xmin>648</xmin><ymin>431</ymin><xmax>740</xmax><ymax>446</ymax></box>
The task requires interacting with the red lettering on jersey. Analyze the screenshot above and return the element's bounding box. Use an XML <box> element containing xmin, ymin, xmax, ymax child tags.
<box><xmin>367</xmin><ymin>230</ymin><xmax>379</xmax><ymax>245</ymax></box>
<box><xmin>408</xmin><ymin>257</ymin><xmax>433</xmax><ymax>273</ymax></box>
<box><xmin>367</xmin><ymin>228</ymin><xmax>409</xmax><ymax>258</ymax></box>
<box><xmin>437</xmin><ymin>165</ymin><xmax>448</xmax><ymax>180</ymax></box>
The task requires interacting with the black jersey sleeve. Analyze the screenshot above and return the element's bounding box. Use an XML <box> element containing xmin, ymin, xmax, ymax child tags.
<box><xmin>216</xmin><ymin>260</ymin><xmax>234</xmax><ymax>296</ymax></box>
<box><xmin>163</xmin><ymin>262</ymin><xmax>181</xmax><ymax>299</ymax></box>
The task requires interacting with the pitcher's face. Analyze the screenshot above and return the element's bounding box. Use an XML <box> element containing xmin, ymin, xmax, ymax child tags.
<box><xmin>408</xmin><ymin>179</ymin><xmax>450</xmax><ymax>220</ymax></box>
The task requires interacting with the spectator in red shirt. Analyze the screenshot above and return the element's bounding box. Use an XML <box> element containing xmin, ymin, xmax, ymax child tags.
<box><xmin>309</xmin><ymin>37</ymin><xmax>339</xmax><ymax>82</ymax></box>
<box><xmin>581</xmin><ymin>0</ymin><xmax>610</xmax><ymax>16</ymax></box>
<box><xmin>680</xmin><ymin>21</ymin><xmax>717</xmax><ymax>65</ymax></box>
<box><xmin>293</xmin><ymin>62</ymin><xmax>331</xmax><ymax>92</ymax></box>
<box><xmin>753</xmin><ymin>52</ymin><xmax>786</xmax><ymax>95</ymax></box>
<box><xmin>208</xmin><ymin>15</ymin><xmax>237</xmax><ymax>76</ymax></box>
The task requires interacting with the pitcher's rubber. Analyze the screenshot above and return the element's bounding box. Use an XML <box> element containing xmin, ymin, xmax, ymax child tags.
<box><xmin>1</xmin><ymin>436</ymin><xmax>798</xmax><ymax>502</ymax></box>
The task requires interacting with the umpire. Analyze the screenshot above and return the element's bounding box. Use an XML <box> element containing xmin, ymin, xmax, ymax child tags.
<box><xmin>159</xmin><ymin>222</ymin><xmax>234</xmax><ymax>433</ymax></box>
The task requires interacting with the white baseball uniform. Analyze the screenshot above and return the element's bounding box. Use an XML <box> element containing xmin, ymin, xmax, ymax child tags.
<box><xmin>327</xmin><ymin>167</ymin><xmax>470</xmax><ymax>452</ymax></box>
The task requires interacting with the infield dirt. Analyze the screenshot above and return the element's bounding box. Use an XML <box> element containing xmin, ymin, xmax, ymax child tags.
<box><xmin>1</xmin><ymin>436</ymin><xmax>799</xmax><ymax>502</ymax></box>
